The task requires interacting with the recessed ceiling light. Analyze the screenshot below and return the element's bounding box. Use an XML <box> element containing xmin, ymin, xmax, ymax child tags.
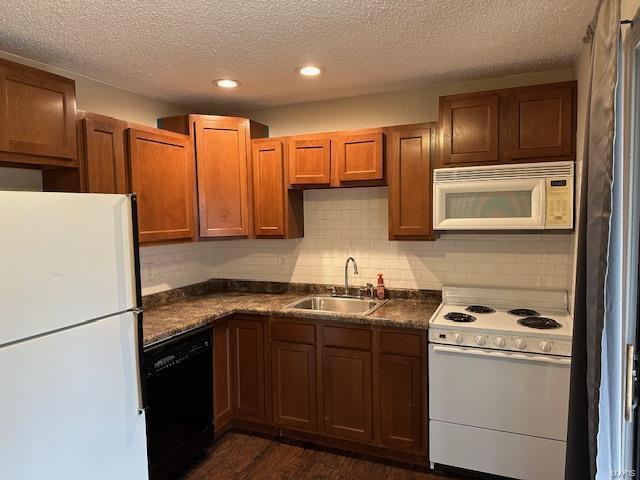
<box><xmin>214</xmin><ymin>79</ymin><xmax>240</xmax><ymax>88</ymax></box>
<box><xmin>296</xmin><ymin>65</ymin><xmax>325</xmax><ymax>77</ymax></box>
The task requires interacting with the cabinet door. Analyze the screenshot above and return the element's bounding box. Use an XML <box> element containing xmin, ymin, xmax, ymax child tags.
<box><xmin>288</xmin><ymin>137</ymin><xmax>331</xmax><ymax>185</ymax></box>
<box><xmin>334</xmin><ymin>132</ymin><xmax>383</xmax><ymax>182</ymax></box>
<box><xmin>379</xmin><ymin>353</ymin><xmax>424</xmax><ymax>452</ymax></box>
<box><xmin>127</xmin><ymin>128</ymin><xmax>195</xmax><ymax>244</ymax></box>
<box><xmin>252</xmin><ymin>139</ymin><xmax>285</xmax><ymax>237</ymax></box>
<box><xmin>83</xmin><ymin>116</ymin><xmax>128</xmax><ymax>194</ymax></box>
<box><xmin>271</xmin><ymin>341</ymin><xmax>317</xmax><ymax>432</ymax></box>
<box><xmin>502</xmin><ymin>83</ymin><xmax>575</xmax><ymax>161</ymax></box>
<box><xmin>232</xmin><ymin>318</ymin><xmax>265</xmax><ymax>423</ymax></box>
<box><xmin>388</xmin><ymin>125</ymin><xmax>435</xmax><ymax>239</ymax></box>
<box><xmin>194</xmin><ymin>117</ymin><xmax>250</xmax><ymax>237</ymax></box>
<box><xmin>322</xmin><ymin>347</ymin><xmax>373</xmax><ymax>442</ymax></box>
<box><xmin>0</xmin><ymin>59</ymin><xmax>76</xmax><ymax>163</ymax></box>
<box><xmin>440</xmin><ymin>94</ymin><xmax>500</xmax><ymax>166</ymax></box>
<box><xmin>213</xmin><ymin>322</ymin><xmax>233</xmax><ymax>432</ymax></box>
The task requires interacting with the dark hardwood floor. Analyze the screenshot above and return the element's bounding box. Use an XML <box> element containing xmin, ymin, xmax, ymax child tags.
<box><xmin>179</xmin><ymin>432</ymin><xmax>467</xmax><ymax>480</ymax></box>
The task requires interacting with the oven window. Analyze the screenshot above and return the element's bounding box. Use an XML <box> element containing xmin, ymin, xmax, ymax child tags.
<box><xmin>445</xmin><ymin>190</ymin><xmax>533</xmax><ymax>219</ymax></box>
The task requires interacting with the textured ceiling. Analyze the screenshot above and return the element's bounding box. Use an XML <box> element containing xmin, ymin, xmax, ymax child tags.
<box><xmin>0</xmin><ymin>0</ymin><xmax>596</xmax><ymax>112</ymax></box>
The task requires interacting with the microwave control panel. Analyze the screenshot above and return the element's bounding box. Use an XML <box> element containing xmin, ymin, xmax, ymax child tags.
<box><xmin>545</xmin><ymin>177</ymin><xmax>573</xmax><ymax>228</ymax></box>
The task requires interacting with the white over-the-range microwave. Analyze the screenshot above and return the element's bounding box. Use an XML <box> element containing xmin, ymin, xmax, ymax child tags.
<box><xmin>433</xmin><ymin>161</ymin><xmax>574</xmax><ymax>230</ymax></box>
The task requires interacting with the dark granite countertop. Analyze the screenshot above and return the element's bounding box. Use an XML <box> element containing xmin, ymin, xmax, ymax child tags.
<box><xmin>143</xmin><ymin>282</ymin><xmax>440</xmax><ymax>346</ymax></box>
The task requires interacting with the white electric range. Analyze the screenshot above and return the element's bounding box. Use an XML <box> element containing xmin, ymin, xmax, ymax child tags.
<box><xmin>428</xmin><ymin>286</ymin><xmax>573</xmax><ymax>480</ymax></box>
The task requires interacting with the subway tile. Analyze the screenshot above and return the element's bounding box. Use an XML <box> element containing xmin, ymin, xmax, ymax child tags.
<box><xmin>141</xmin><ymin>187</ymin><xmax>575</xmax><ymax>295</ymax></box>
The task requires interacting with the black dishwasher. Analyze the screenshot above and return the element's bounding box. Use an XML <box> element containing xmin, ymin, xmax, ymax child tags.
<box><xmin>144</xmin><ymin>326</ymin><xmax>214</xmax><ymax>480</ymax></box>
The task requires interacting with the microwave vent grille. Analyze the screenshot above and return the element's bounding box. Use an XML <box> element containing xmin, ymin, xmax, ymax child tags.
<box><xmin>434</xmin><ymin>161</ymin><xmax>574</xmax><ymax>182</ymax></box>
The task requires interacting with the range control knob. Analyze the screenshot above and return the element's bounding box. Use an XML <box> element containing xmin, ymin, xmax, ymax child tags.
<box><xmin>514</xmin><ymin>338</ymin><xmax>527</xmax><ymax>350</ymax></box>
<box><xmin>539</xmin><ymin>341</ymin><xmax>552</xmax><ymax>353</ymax></box>
<box><xmin>452</xmin><ymin>333</ymin><xmax>463</xmax><ymax>344</ymax></box>
<box><xmin>494</xmin><ymin>336</ymin><xmax>506</xmax><ymax>348</ymax></box>
<box><xmin>474</xmin><ymin>335</ymin><xmax>486</xmax><ymax>346</ymax></box>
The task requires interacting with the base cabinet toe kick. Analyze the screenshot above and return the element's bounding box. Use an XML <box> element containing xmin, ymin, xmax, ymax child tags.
<box><xmin>210</xmin><ymin>314</ymin><xmax>428</xmax><ymax>465</ymax></box>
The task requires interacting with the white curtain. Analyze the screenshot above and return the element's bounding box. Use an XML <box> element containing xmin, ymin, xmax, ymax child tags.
<box><xmin>565</xmin><ymin>0</ymin><xmax>621</xmax><ymax>478</ymax></box>
<box><xmin>597</xmin><ymin>30</ymin><xmax>623</xmax><ymax>477</ymax></box>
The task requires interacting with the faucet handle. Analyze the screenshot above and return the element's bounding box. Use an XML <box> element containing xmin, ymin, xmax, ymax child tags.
<box><xmin>366</xmin><ymin>283</ymin><xmax>375</xmax><ymax>298</ymax></box>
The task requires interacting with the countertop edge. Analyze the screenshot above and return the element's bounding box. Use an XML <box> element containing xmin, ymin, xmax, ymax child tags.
<box><xmin>143</xmin><ymin>299</ymin><xmax>438</xmax><ymax>347</ymax></box>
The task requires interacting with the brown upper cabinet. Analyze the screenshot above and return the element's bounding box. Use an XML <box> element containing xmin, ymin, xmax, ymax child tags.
<box><xmin>387</xmin><ymin>123</ymin><xmax>437</xmax><ymax>240</ymax></box>
<box><xmin>159</xmin><ymin>114</ymin><xmax>268</xmax><ymax>239</ymax></box>
<box><xmin>440</xmin><ymin>93</ymin><xmax>500</xmax><ymax>166</ymax></box>
<box><xmin>288</xmin><ymin>129</ymin><xmax>386</xmax><ymax>188</ymax></box>
<box><xmin>127</xmin><ymin>127</ymin><xmax>195</xmax><ymax>244</ymax></box>
<box><xmin>438</xmin><ymin>81</ymin><xmax>576</xmax><ymax>167</ymax></box>
<box><xmin>288</xmin><ymin>135</ymin><xmax>332</xmax><ymax>186</ymax></box>
<box><xmin>252</xmin><ymin>138</ymin><xmax>303</xmax><ymax>238</ymax></box>
<box><xmin>43</xmin><ymin>112</ymin><xmax>127</xmax><ymax>194</ymax></box>
<box><xmin>501</xmin><ymin>83</ymin><xmax>575</xmax><ymax>161</ymax></box>
<box><xmin>334</xmin><ymin>131</ymin><xmax>384</xmax><ymax>183</ymax></box>
<box><xmin>80</xmin><ymin>113</ymin><xmax>128</xmax><ymax>193</ymax></box>
<box><xmin>0</xmin><ymin>58</ymin><xmax>77</xmax><ymax>167</ymax></box>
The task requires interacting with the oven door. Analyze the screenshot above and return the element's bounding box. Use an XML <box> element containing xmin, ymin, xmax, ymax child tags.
<box><xmin>433</xmin><ymin>177</ymin><xmax>545</xmax><ymax>230</ymax></box>
<box><xmin>428</xmin><ymin>344</ymin><xmax>571</xmax><ymax>479</ymax></box>
<box><xmin>428</xmin><ymin>344</ymin><xmax>570</xmax><ymax>440</ymax></box>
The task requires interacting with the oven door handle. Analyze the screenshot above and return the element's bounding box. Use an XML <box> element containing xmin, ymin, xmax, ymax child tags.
<box><xmin>432</xmin><ymin>345</ymin><xmax>571</xmax><ymax>366</ymax></box>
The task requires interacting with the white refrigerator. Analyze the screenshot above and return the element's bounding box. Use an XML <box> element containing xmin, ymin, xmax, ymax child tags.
<box><xmin>0</xmin><ymin>191</ymin><xmax>149</xmax><ymax>480</ymax></box>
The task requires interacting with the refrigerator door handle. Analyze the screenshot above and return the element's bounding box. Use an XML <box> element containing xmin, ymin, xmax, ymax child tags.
<box><xmin>129</xmin><ymin>194</ymin><xmax>148</xmax><ymax>414</ymax></box>
<box><xmin>133</xmin><ymin>309</ymin><xmax>147</xmax><ymax>415</ymax></box>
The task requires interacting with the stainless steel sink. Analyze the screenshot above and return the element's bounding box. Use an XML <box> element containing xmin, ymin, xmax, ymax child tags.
<box><xmin>285</xmin><ymin>295</ymin><xmax>387</xmax><ymax>315</ymax></box>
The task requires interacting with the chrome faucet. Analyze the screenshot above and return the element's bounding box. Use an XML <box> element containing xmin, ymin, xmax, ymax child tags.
<box><xmin>344</xmin><ymin>257</ymin><xmax>358</xmax><ymax>296</ymax></box>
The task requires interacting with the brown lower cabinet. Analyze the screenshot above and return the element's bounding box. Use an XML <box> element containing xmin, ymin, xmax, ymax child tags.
<box><xmin>271</xmin><ymin>341</ymin><xmax>317</xmax><ymax>431</ymax></box>
<box><xmin>231</xmin><ymin>316</ymin><xmax>266</xmax><ymax>423</ymax></box>
<box><xmin>212</xmin><ymin>314</ymin><xmax>427</xmax><ymax>464</ymax></box>
<box><xmin>213</xmin><ymin>322</ymin><xmax>233</xmax><ymax>432</ymax></box>
<box><xmin>379</xmin><ymin>353</ymin><xmax>424</xmax><ymax>451</ymax></box>
<box><xmin>322</xmin><ymin>346</ymin><xmax>373</xmax><ymax>442</ymax></box>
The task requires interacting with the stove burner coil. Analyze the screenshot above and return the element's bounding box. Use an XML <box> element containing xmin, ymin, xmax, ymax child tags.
<box><xmin>444</xmin><ymin>312</ymin><xmax>477</xmax><ymax>323</ymax></box>
<box><xmin>508</xmin><ymin>308</ymin><xmax>540</xmax><ymax>317</ymax></box>
<box><xmin>517</xmin><ymin>317</ymin><xmax>562</xmax><ymax>329</ymax></box>
<box><xmin>465</xmin><ymin>305</ymin><xmax>496</xmax><ymax>314</ymax></box>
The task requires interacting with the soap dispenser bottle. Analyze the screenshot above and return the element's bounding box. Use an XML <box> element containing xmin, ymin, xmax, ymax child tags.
<box><xmin>376</xmin><ymin>273</ymin><xmax>385</xmax><ymax>300</ymax></box>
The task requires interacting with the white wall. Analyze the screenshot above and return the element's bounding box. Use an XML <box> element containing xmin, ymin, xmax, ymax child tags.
<box><xmin>0</xmin><ymin>51</ymin><xmax>187</xmax><ymax>126</ymax></box>
<box><xmin>623</xmin><ymin>0</ymin><xmax>640</xmax><ymax>20</ymax></box>
<box><xmin>246</xmin><ymin>69</ymin><xmax>573</xmax><ymax>136</ymax></box>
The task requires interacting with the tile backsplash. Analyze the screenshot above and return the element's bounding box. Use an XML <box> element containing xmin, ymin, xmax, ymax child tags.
<box><xmin>140</xmin><ymin>187</ymin><xmax>574</xmax><ymax>296</ymax></box>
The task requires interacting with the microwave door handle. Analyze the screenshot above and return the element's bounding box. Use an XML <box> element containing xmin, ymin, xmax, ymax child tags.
<box><xmin>432</xmin><ymin>345</ymin><xmax>571</xmax><ymax>366</ymax></box>
<box><xmin>539</xmin><ymin>178</ymin><xmax>547</xmax><ymax>228</ymax></box>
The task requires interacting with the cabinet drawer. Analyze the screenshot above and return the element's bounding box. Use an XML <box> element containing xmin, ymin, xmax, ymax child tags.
<box><xmin>379</xmin><ymin>331</ymin><xmax>423</xmax><ymax>357</ymax></box>
<box><xmin>271</xmin><ymin>320</ymin><xmax>316</xmax><ymax>344</ymax></box>
<box><xmin>323</xmin><ymin>325</ymin><xmax>371</xmax><ymax>351</ymax></box>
